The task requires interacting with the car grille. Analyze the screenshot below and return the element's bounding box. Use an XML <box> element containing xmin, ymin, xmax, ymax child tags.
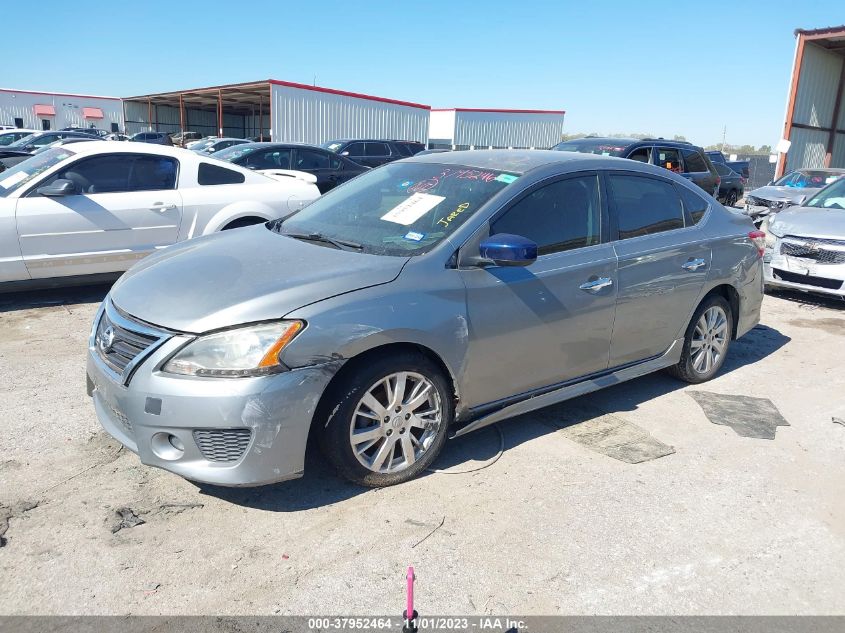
<box><xmin>780</xmin><ymin>236</ymin><xmax>845</xmax><ymax>265</ymax></box>
<box><xmin>94</xmin><ymin>302</ymin><xmax>169</xmax><ymax>384</ymax></box>
<box><xmin>772</xmin><ymin>268</ymin><xmax>844</xmax><ymax>290</ymax></box>
<box><xmin>193</xmin><ymin>429</ymin><xmax>252</xmax><ymax>463</ymax></box>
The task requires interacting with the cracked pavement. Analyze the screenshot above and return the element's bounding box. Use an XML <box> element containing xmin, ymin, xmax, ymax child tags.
<box><xmin>0</xmin><ymin>285</ymin><xmax>844</xmax><ymax>615</ymax></box>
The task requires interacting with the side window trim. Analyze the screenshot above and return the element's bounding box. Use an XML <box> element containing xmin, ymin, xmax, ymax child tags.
<box><xmin>487</xmin><ymin>170</ymin><xmax>606</xmax><ymax>257</ymax></box>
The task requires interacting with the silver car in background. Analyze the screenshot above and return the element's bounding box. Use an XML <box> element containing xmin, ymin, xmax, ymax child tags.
<box><xmin>762</xmin><ymin>175</ymin><xmax>845</xmax><ymax>299</ymax></box>
<box><xmin>745</xmin><ymin>168</ymin><xmax>845</xmax><ymax>225</ymax></box>
<box><xmin>86</xmin><ymin>151</ymin><xmax>764</xmax><ymax>487</ymax></box>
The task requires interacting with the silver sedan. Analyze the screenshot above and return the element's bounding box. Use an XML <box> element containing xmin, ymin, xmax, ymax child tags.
<box><xmin>87</xmin><ymin>150</ymin><xmax>764</xmax><ymax>487</ymax></box>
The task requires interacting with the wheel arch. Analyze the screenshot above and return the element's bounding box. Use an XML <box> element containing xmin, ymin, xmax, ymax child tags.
<box><xmin>700</xmin><ymin>283</ymin><xmax>740</xmax><ymax>339</ymax></box>
<box><xmin>310</xmin><ymin>342</ymin><xmax>461</xmax><ymax>436</ymax></box>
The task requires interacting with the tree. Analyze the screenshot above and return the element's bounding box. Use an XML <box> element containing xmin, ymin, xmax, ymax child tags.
<box><xmin>672</xmin><ymin>134</ymin><xmax>687</xmax><ymax>141</ymax></box>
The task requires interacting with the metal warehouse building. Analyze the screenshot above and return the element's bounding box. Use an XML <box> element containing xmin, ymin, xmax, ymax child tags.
<box><xmin>777</xmin><ymin>25</ymin><xmax>845</xmax><ymax>177</ymax></box>
<box><xmin>0</xmin><ymin>88</ymin><xmax>123</xmax><ymax>133</ymax></box>
<box><xmin>123</xmin><ymin>79</ymin><xmax>431</xmax><ymax>145</ymax></box>
<box><xmin>428</xmin><ymin>108</ymin><xmax>566</xmax><ymax>150</ymax></box>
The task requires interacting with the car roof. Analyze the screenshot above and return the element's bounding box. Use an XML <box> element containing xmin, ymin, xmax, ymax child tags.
<box><xmin>795</xmin><ymin>167</ymin><xmax>845</xmax><ymax>174</ymax></box>
<box><xmin>561</xmin><ymin>137</ymin><xmax>701</xmax><ymax>150</ymax></box>
<box><xmin>60</xmin><ymin>142</ymin><xmax>193</xmax><ymax>158</ymax></box>
<box><xmin>404</xmin><ymin>148</ymin><xmax>661</xmax><ymax>175</ymax></box>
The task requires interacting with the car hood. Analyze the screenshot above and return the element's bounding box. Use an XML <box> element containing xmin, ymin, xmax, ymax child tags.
<box><xmin>747</xmin><ymin>185</ymin><xmax>817</xmax><ymax>204</ymax></box>
<box><xmin>110</xmin><ymin>226</ymin><xmax>409</xmax><ymax>333</ymax></box>
<box><xmin>769</xmin><ymin>206</ymin><xmax>845</xmax><ymax>240</ymax></box>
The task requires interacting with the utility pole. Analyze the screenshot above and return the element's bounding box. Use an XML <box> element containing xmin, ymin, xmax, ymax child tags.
<box><xmin>721</xmin><ymin>125</ymin><xmax>727</xmax><ymax>152</ymax></box>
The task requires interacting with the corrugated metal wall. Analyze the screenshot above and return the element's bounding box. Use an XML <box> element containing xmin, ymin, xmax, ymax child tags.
<box><xmin>271</xmin><ymin>84</ymin><xmax>429</xmax><ymax>144</ymax></box>
<box><xmin>0</xmin><ymin>90</ymin><xmax>123</xmax><ymax>132</ymax></box>
<box><xmin>453</xmin><ymin>111</ymin><xmax>566</xmax><ymax>149</ymax></box>
<box><xmin>785</xmin><ymin>127</ymin><xmax>829</xmax><ymax>171</ymax></box>
<box><xmin>792</xmin><ymin>43</ymin><xmax>843</xmax><ymax>128</ymax></box>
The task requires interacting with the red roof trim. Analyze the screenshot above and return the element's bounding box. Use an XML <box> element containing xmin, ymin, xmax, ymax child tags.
<box><xmin>1</xmin><ymin>87</ymin><xmax>121</xmax><ymax>101</ymax></box>
<box><xmin>432</xmin><ymin>107</ymin><xmax>566</xmax><ymax>115</ymax></box>
<box><xmin>33</xmin><ymin>104</ymin><xmax>56</xmax><ymax>116</ymax></box>
<box><xmin>268</xmin><ymin>79</ymin><xmax>430</xmax><ymax>110</ymax></box>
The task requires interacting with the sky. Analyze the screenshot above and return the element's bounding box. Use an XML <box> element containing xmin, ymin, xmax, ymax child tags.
<box><xmin>1</xmin><ymin>0</ymin><xmax>842</xmax><ymax>147</ymax></box>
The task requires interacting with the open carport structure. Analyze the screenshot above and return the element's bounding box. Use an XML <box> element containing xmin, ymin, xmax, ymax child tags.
<box><xmin>777</xmin><ymin>25</ymin><xmax>845</xmax><ymax>177</ymax></box>
<box><xmin>123</xmin><ymin>79</ymin><xmax>430</xmax><ymax>145</ymax></box>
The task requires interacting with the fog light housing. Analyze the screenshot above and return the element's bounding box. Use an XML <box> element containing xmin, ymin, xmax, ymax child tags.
<box><xmin>151</xmin><ymin>432</ymin><xmax>185</xmax><ymax>461</ymax></box>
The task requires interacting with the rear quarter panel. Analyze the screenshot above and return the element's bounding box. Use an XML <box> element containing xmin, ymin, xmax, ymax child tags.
<box><xmin>697</xmin><ymin>204</ymin><xmax>763</xmax><ymax>338</ymax></box>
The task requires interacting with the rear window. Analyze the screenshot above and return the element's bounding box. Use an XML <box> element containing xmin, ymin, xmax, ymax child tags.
<box><xmin>609</xmin><ymin>175</ymin><xmax>685</xmax><ymax>239</ymax></box>
<box><xmin>682</xmin><ymin>149</ymin><xmax>708</xmax><ymax>173</ymax></box>
<box><xmin>677</xmin><ymin>184</ymin><xmax>709</xmax><ymax>224</ymax></box>
<box><xmin>365</xmin><ymin>142</ymin><xmax>390</xmax><ymax>157</ymax></box>
<box><xmin>198</xmin><ymin>163</ymin><xmax>245</xmax><ymax>185</ymax></box>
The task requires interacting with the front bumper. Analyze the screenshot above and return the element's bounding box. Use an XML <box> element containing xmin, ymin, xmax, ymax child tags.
<box><xmin>764</xmin><ymin>246</ymin><xmax>845</xmax><ymax>298</ymax></box>
<box><xmin>86</xmin><ymin>306</ymin><xmax>342</xmax><ymax>486</ymax></box>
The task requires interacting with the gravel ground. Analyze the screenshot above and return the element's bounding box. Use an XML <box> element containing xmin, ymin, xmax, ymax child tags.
<box><xmin>0</xmin><ymin>285</ymin><xmax>843</xmax><ymax>615</ymax></box>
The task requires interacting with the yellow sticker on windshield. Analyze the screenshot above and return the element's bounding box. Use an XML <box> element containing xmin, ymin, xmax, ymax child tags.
<box><xmin>381</xmin><ymin>193</ymin><xmax>446</xmax><ymax>225</ymax></box>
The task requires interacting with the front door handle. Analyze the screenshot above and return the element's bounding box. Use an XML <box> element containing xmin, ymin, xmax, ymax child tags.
<box><xmin>682</xmin><ymin>258</ymin><xmax>707</xmax><ymax>271</ymax></box>
<box><xmin>149</xmin><ymin>202</ymin><xmax>176</xmax><ymax>212</ymax></box>
<box><xmin>579</xmin><ymin>277</ymin><xmax>613</xmax><ymax>292</ymax></box>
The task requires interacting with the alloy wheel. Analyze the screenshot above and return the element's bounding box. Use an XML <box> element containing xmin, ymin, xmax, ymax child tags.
<box><xmin>691</xmin><ymin>306</ymin><xmax>728</xmax><ymax>375</ymax></box>
<box><xmin>350</xmin><ymin>372</ymin><xmax>442</xmax><ymax>474</ymax></box>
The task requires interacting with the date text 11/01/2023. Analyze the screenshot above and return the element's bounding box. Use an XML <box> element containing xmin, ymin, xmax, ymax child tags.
<box><xmin>305</xmin><ymin>617</ymin><xmax>527</xmax><ymax>631</ymax></box>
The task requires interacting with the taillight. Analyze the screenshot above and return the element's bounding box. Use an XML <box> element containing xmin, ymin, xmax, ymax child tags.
<box><xmin>716</xmin><ymin>176</ymin><xmax>721</xmax><ymax>186</ymax></box>
<box><xmin>748</xmin><ymin>230</ymin><xmax>766</xmax><ymax>257</ymax></box>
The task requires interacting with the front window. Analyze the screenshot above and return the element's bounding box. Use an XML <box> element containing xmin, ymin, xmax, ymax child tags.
<box><xmin>774</xmin><ymin>170</ymin><xmax>843</xmax><ymax>188</ymax></box>
<box><xmin>551</xmin><ymin>139</ymin><xmax>629</xmax><ymax>156</ymax></box>
<box><xmin>0</xmin><ymin>148</ymin><xmax>75</xmax><ymax>197</ymax></box>
<box><xmin>271</xmin><ymin>162</ymin><xmax>520</xmax><ymax>256</ymax></box>
<box><xmin>805</xmin><ymin>177</ymin><xmax>845</xmax><ymax>210</ymax></box>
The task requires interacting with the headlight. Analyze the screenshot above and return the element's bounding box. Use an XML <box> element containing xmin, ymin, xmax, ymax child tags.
<box><xmin>762</xmin><ymin>218</ymin><xmax>783</xmax><ymax>248</ymax></box>
<box><xmin>163</xmin><ymin>321</ymin><xmax>304</xmax><ymax>377</ymax></box>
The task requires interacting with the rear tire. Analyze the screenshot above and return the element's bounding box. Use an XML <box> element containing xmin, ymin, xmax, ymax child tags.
<box><xmin>318</xmin><ymin>352</ymin><xmax>452</xmax><ymax>487</ymax></box>
<box><xmin>667</xmin><ymin>294</ymin><xmax>733</xmax><ymax>384</ymax></box>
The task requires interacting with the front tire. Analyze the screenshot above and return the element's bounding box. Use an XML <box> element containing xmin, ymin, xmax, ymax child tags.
<box><xmin>667</xmin><ymin>295</ymin><xmax>733</xmax><ymax>384</ymax></box>
<box><xmin>318</xmin><ymin>352</ymin><xmax>452</xmax><ymax>487</ymax></box>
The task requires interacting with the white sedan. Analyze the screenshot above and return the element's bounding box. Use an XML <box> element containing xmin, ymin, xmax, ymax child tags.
<box><xmin>0</xmin><ymin>142</ymin><xmax>320</xmax><ymax>289</ymax></box>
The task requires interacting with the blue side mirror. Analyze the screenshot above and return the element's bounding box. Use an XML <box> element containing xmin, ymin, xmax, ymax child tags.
<box><xmin>477</xmin><ymin>233</ymin><xmax>538</xmax><ymax>267</ymax></box>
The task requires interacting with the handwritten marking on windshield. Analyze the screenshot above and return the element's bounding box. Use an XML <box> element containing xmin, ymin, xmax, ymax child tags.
<box><xmin>436</xmin><ymin>202</ymin><xmax>470</xmax><ymax>229</ymax></box>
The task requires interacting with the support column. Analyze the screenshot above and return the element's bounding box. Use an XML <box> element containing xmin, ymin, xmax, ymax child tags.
<box><xmin>777</xmin><ymin>34</ymin><xmax>806</xmax><ymax>179</ymax></box>
<box><xmin>218</xmin><ymin>90</ymin><xmax>223</xmax><ymax>137</ymax></box>
<box><xmin>179</xmin><ymin>93</ymin><xmax>185</xmax><ymax>135</ymax></box>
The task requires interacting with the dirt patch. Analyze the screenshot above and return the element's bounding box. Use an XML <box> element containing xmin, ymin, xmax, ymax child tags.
<box><xmin>787</xmin><ymin>318</ymin><xmax>845</xmax><ymax>335</ymax></box>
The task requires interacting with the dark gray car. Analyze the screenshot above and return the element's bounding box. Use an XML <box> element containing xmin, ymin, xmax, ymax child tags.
<box><xmin>86</xmin><ymin>151</ymin><xmax>764</xmax><ymax>487</ymax></box>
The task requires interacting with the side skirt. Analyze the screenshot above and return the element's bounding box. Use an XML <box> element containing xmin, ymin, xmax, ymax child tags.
<box><xmin>450</xmin><ymin>338</ymin><xmax>684</xmax><ymax>439</ymax></box>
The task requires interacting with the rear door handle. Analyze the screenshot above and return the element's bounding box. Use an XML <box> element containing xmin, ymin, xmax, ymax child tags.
<box><xmin>579</xmin><ymin>277</ymin><xmax>613</xmax><ymax>292</ymax></box>
<box><xmin>681</xmin><ymin>258</ymin><xmax>707</xmax><ymax>271</ymax></box>
<box><xmin>149</xmin><ymin>202</ymin><xmax>177</xmax><ymax>212</ymax></box>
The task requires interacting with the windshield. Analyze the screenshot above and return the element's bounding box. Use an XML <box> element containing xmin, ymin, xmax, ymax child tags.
<box><xmin>214</xmin><ymin>144</ymin><xmax>258</xmax><ymax>162</ymax></box>
<box><xmin>804</xmin><ymin>177</ymin><xmax>845</xmax><ymax>210</ymax></box>
<box><xmin>270</xmin><ymin>162</ymin><xmax>519</xmax><ymax>256</ymax></box>
<box><xmin>192</xmin><ymin>139</ymin><xmax>217</xmax><ymax>151</ymax></box>
<box><xmin>321</xmin><ymin>141</ymin><xmax>344</xmax><ymax>153</ymax></box>
<box><xmin>0</xmin><ymin>147</ymin><xmax>75</xmax><ymax>198</ymax></box>
<box><xmin>8</xmin><ymin>133</ymin><xmax>38</xmax><ymax>148</ymax></box>
<box><xmin>775</xmin><ymin>170</ymin><xmax>843</xmax><ymax>188</ymax></box>
<box><xmin>551</xmin><ymin>139</ymin><xmax>629</xmax><ymax>156</ymax></box>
